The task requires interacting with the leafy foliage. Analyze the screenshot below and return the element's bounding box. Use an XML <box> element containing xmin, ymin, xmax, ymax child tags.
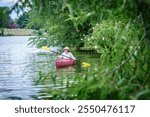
<box><xmin>0</xmin><ymin>7</ymin><xmax>11</xmax><ymax>35</ymax></box>
<box><xmin>11</xmin><ymin>0</ymin><xmax>150</xmax><ymax>100</ymax></box>
<box><xmin>17</xmin><ymin>12</ymin><xmax>29</xmax><ymax>28</ymax></box>
<box><xmin>0</xmin><ymin>7</ymin><xmax>10</xmax><ymax>28</ymax></box>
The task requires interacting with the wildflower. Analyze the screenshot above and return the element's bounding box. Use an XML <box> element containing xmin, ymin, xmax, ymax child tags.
<box><xmin>94</xmin><ymin>46</ymin><xmax>98</xmax><ymax>49</ymax></box>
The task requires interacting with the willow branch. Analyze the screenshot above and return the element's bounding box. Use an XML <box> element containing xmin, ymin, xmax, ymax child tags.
<box><xmin>106</xmin><ymin>13</ymin><xmax>147</xmax><ymax>76</ymax></box>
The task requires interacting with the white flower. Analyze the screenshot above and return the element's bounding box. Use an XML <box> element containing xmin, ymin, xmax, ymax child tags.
<box><xmin>94</xmin><ymin>46</ymin><xmax>98</xmax><ymax>49</ymax></box>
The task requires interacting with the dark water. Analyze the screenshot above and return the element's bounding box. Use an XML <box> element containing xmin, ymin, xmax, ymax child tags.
<box><xmin>0</xmin><ymin>36</ymin><xmax>99</xmax><ymax>100</ymax></box>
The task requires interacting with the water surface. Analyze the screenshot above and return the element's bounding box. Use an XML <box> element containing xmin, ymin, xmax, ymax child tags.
<box><xmin>0</xmin><ymin>36</ymin><xmax>45</xmax><ymax>99</ymax></box>
<box><xmin>0</xmin><ymin>36</ymin><xmax>99</xmax><ymax>100</ymax></box>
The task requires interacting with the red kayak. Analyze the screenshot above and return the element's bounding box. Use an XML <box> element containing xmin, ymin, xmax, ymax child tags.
<box><xmin>55</xmin><ymin>59</ymin><xmax>75</xmax><ymax>68</ymax></box>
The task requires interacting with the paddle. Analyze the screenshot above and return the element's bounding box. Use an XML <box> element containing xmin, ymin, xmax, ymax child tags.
<box><xmin>41</xmin><ymin>46</ymin><xmax>91</xmax><ymax>68</ymax></box>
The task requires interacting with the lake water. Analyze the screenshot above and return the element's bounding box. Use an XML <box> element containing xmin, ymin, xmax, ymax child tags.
<box><xmin>0</xmin><ymin>36</ymin><xmax>99</xmax><ymax>100</ymax></box>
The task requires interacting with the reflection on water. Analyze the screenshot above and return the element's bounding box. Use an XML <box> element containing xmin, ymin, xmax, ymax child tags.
<box><xmin>0</xmin><ymin>36</ymin><xmax>42</xmax><ymax>99</ymax></box>
<box><xmin>0</xmin><ymin>36</ymin><xmax>99</xmax><ymax>100</ymax></box>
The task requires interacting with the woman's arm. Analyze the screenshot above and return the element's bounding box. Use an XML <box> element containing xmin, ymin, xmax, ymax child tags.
<box><xmin>69</xmin><ymin>52</ymin><xmax>76</xmax><ymax>60</ymax></box>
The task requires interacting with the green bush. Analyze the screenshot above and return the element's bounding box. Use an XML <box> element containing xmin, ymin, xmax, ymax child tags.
<box><xmin>12</xmin><ymin>0</ymin><xmax>150</xmax><ymax>100</ymax></box>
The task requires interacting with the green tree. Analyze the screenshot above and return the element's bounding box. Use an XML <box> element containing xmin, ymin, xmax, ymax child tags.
<box><xmin>0</xmin><ymin>7</ymin><xmax>8</xmax><ymax>28</ymax></box>
<box><xmin>17</xmin><ymin>12</ymin><xmax>29</xmax><ymax>28</ymax></box>
<box><xmin>0</xmin><ymin>7</ymin><xmax>10</xmax><ymax>35</ymax></box>
<box><xmin>11</xmin><ymin>0</ymin><xmax>150</xmax><ymax>48</ymax></box>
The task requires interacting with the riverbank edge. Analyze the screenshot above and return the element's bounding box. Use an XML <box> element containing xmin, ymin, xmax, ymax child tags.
<box><xmin>0</xmin><ymin>28</ymin><xmax>35</xmax><ymax>36</ymax></box>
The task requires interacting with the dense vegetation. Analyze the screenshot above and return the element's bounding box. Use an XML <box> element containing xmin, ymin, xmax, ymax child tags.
<box><xmin>12</xmin><ymin>0</ymin><xmax>150</xmax><ymax>99</ymax></box>
<box><xmin>0</xmin><ymin>7</ymin><xmax>11</xmax><ymax>35</ymax></box>
<box><xmin>0</xmin><ymin>6</ymin><xmax>30</xmax><ymax>31</ymax></box>
<box><xmin>16</xmin><ymin>12</ymin><xmax>30</xmax><ymax>28</ymax></box>
<box><xmin>0</xmin><ymin>7</ymin><xmax>10</xmax><ymax>28</ymax></box>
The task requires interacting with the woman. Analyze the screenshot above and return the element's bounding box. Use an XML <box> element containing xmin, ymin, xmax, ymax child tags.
<box><xmin>59</xmin><ymin>47</ymin><xmax>76</xmax><ymax>60</ymax></box>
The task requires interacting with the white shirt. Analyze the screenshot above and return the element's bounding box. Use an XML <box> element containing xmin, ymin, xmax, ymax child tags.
<box><xmin>61</xmin><ymin>52</ymin><xmax>76</xmax><ymax>60</ymax></box>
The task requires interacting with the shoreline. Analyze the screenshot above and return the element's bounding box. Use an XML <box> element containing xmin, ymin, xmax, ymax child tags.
<box><xmin>0</xmin><ymin>29</ymin><xmax>35</xmax><ymax>36</ymax></box>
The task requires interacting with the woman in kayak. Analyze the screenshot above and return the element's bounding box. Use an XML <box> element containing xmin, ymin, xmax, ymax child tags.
<box><xmin>58</xmin><ymin>47</ymin><xmax>76</xmax><ymax>60</ymax></box>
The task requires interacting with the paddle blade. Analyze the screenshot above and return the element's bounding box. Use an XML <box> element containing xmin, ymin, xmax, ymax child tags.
<box><xmin>81</xmin><ymin>62</ymin><xmax>91</xmax><ymax>68</ymax></box>
<box><xmin>42</xmin><ymin>46</ymin><xmax>51</xmax><ymax>51</ymax></box>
